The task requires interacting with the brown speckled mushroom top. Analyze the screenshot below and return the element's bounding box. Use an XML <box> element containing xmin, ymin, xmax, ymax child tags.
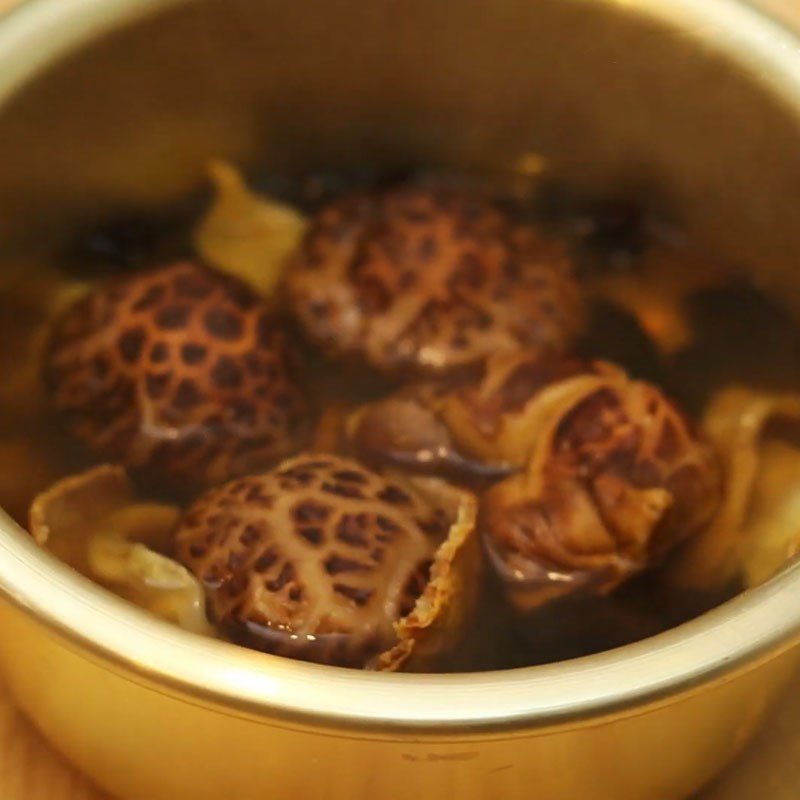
<box><xmin>43</xmin><ymin>260</ymin><xmax>309</xmax><ymax>491</ymax></box>
<box><xmin>472</xmin><ymin>354</ymin><xmax>723</xmax><ymax>609</ymax></box>
<box><xmin>174</xmin><ymin>454</ymin><xmax>450</xmax><ymax>668</ymax></box>
<box><xmin>286</xmin><ymin>186</ymin><xmax>583</xmax><ymax>375</ymax></box>
<box><xmin>347</xmin><ymin>350</ymin><xmax>722</xmax><ymax>609</ymax></box>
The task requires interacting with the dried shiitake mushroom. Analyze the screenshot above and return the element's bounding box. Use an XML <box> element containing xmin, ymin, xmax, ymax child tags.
<box><xmin>348</xmin><ymin>387</ymin><xmax>516</xmax><ymax>481</ymax></box>
<box><xmin>476</xmin><ymin>355</ymin><xmax>722</xmax><ymax>609</ymax></box>
<box><xmin>174</xmin><ymin>453</ymin><xmax>479</xmax><ymax>670</ymax></box>
<box><xmin>350</xmin><ymin>351</ymin><xmax>722</xmax><ymax>609</ymax></box>
<box><xmin>43</xmin><ymin>260</ymin><xmax>310</xmax><ymax>491</ymax></box>
<box><xmin>349</xmin><ymin>353</ymin><xmax>589</xmax><ymax>479</ymax></box>
<box><xmin>286</xmin><ymin>186</ymin><xmax>583</xmax><ymax>375</ymax></box>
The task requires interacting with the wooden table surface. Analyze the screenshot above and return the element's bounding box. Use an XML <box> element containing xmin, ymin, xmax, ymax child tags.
<box><xmin>1</xmin><ymin>0</ymin><xmax>800</xmax><ymax>798</ymax></box>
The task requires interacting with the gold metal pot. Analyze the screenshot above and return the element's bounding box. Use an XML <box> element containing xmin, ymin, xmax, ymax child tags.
<box><xmin>1</xmin><ymin>1</ymin><xmax>800</xmax><ymax>798</ymax></box>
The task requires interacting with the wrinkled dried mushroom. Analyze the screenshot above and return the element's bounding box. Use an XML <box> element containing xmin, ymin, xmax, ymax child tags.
<box><xmin>348</xmin><ymin>387</ymin><xmax>516</xmax><ymax>481</ymax></box>
<box><xmin>348</xmin><ymin>353</ymin><xmax>591</xmax><ymax>479</ymax></box>
<box><xmin>174</xmin><ymin>453</ymin><xmax>478</xmax><ymax>669</ymax></box>
<box><xmin>350</xmin><ymin>351</ymin><xmax>722</xmax><ymax>609</ymax></box>
<box><xmin>43</xmin><ymin>260</ymin><xmax>310</xmax><ymax>491</ymax></box>
<box><xmin>286</xmin><ymin>186</ymin><xmax>583</xmax><ymax>375</ymax></box>
<box><xmin>475</xmin><ymin>355</ymin><xmax>722</xmax><ymax>609</ymax></box>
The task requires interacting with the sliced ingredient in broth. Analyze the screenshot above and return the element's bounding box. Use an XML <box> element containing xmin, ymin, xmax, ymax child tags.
<box><xmin>28</xmin><ymin>464</ymin><xmax>212</xmax><ymax>635</ymax></box>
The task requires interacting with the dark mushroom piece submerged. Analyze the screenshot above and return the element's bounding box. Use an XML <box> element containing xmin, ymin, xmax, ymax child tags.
<box><xmin>174</xmin><ymin>453</ymin><xmax>479</xmax><ymax>669</ymax></box>
<box><xmin>43</xmin><ymin>260</ymin><xmax>310</xmax><ymax>492</ymax></box>
<box><xmin>286</xmin><ymin>186</ymin><xmax>583</xmax><ymax>375</ymax></box>
<box><xmin>348</xmin><ymin>386</ymin><xmax>517</xmax><ymax>482</ymax></box>
<box><xmin>350</xmin><ymin>351</ymin><xmax>723</xmax><ymax>610</ymax></box>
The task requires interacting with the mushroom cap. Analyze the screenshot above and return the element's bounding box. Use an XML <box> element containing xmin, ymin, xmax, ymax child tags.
<box><xmin>472</xmin><ymin>355</ymin><xmax>723</xmax><ymax>609</ymax></box>
<box><xmin>44</xmin><ymin>260</ymin><xmax>310</xmax><ymax>491</ymax></box>
<box><xmin>286</xmin><ymin>187</ymin><xmax>583</xmax><ymax>375</ymax></box>
<box><xmin>348</xmin><ymin>350</ymin><xmax>722</xmax><ymax>608</ymax></box>
<box><xmin>348</xmin><ymin>387</ymin><xmax>518</xmax><ymax>483</ymax></box>
<box><xmin>174</xmin><ymin>454</ymin><xmax>457</xmax><ymax>668</ymax></box>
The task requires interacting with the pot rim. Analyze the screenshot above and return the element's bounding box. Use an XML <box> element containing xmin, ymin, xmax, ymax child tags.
<box><xmin>1</xmin><ymin>0</ymin><xmax>800</xmax><ymax>735</ymax></box>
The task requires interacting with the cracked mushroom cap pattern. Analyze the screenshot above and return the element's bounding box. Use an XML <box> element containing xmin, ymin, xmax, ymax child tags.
<box><xmin>470</xmin><ymin>354</ymin><xmax>723</xmax><ymax>609</ymax></box>
<box><xmin>43</xmin><ymin>261</ymin><xmax>310</xmax><ymax>491</ymax></box>
<box><xmin>286</xmin><ymin>186</ymin><xmax>583</xmax><ymax>375</ymax></box>
<box><xmin>174</xmin><ymin>454</ymin><xmax>452</xmax><ymax>668</ymax></box>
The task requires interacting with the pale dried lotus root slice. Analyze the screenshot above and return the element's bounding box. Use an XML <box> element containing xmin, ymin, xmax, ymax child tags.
<box><xmin>287</xmin><ymin>186</ymin><xmax>583</xmax><ymax>375</ymax></box>
<box><xmin>741</xmin><ymin>440</ymin><xmax>800</xmax><ymax>588</ymax></box>
<box><xmin>28</xmin><ymin>464</ymin><xmax>213</xmax><ymax>635</ymax></box>
<box><xmin>174</xmin><ymin>454</ymin><xmax>478</xmax><ymax>669</ymax></box>
<box><xmin>194</xmin><ymin>161</ymin><xmax>308</xmax><ymax>297</ymax></box>
<box><xmin>436</xmin><ymin>352</ymin><xmax>722</xmax><ymax>610</ymax></box>
<box><xmin>670</xmin><ymin>387</ymin><xmax>800</xmax><ymax>590</ymax></box>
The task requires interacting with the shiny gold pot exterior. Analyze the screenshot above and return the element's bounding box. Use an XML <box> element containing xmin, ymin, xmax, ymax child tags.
<box><xmin>2</xmin><ymin>596</ymin><xmax>800</xmax><ymax>800</ymax></box>
<box><xmin>2</xmin><ymin>1</ymin><xmax>800</xmax><ymax>798</ymax></box>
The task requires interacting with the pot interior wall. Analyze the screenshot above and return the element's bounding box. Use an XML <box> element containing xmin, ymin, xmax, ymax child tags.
<box><xmin>0</xmin><ymin>0</ymin><xmax>799</xmax><ymax>302</ymax></box>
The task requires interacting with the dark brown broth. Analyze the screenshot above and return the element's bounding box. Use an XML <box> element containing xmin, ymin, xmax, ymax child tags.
<box><xmin>2</xmin><ymin>170</ymin><xmax>794</xmax><ymax>671</ymax></box>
